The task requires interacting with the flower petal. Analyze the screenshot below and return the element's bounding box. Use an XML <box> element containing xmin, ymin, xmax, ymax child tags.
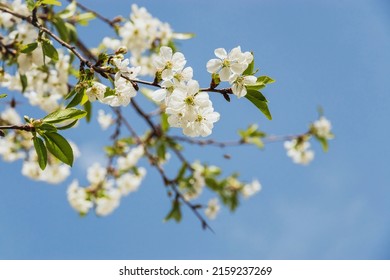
<box><xmin>214</xmin><ymin>48</ymin><xmax>227</xmax><ymax>59</ymax></box>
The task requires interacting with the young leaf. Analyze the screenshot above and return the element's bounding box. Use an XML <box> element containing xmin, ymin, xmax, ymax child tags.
<box><xmin>66</xmin><ymin>88</ymin><xmax>85</xmax><ymax>108</ymax></box>
<box><xmin>42</xmin><ymin>40</ymin><xmax>59</xmax><ymax>62</ymax></box>
<box><xmin>43</xmin><ymin>132</ymin><xmax>74</xmax><ymax>166</ymax></box>
<box><xmin>41</xmin><ymin>0</ymin><xmax>62</xmax><ymax>6</ymax></box>
<box><xmin>20</xmin><ymin>74</ymin><xmax>28</xmax><ymax>93</ymax></box>
<box><xmin>161</xmin><ymin>113</ymin><xmax>169</xmax><ymax>132</ymax></box>
<box><xmin>26</xmin><ymin>0</ymin><xmax>35</xmax><ymax>11</ymax></box>
<box><xmin>0</xmin><ymin>94</ymin><xmax>7</xmax><ymax>99</ymax></box>
<box><xmin>245</xmin><ymin>90</ymin><xmax>272</xmax><ymax>120</ymax></box>
<box><xmin>20</xmin><ymin>42</ymin><xmax>38</xmax><ymax>54</ymax></box>
<box><xmin>257</xmin><ymin>76</ymin><xmax>275</xmax><ymax>85</ymax></box>
<box><xmin>53</xmin><ymin>16</ymin><xmax>69</xmax><ymax>42</ymax></box>
<box><xmin>243</xmin><ymin>52</ymin><xmax>255</xmax><ymax>75</ymax></box>
<box><xmin>33</xmin><ymin>137</ymin><xmax>48</xmax><ymax>170</ymax></box>
<box><xmin>57</xmin><ymin>120</ymin><xmax>78</xmax><ymax>130</ymax></box>
<box><xmin>43</xmin><ymin>108</ymin><xmax>87</xmax><ymax>124</ymax></box>
<box><xmin>37</xmin><ymin>122</ymin><xmax>58</xmax><ymax>133</ymax></box>
<box><xmin>83</xmin><ymin>101</ymin><xmax>92</xmax><ymax>123</ymax></box>
<box><xmin>164</xmin><ymin>199</ymin><xmax>182</xmax><ymax>223</ymax></box>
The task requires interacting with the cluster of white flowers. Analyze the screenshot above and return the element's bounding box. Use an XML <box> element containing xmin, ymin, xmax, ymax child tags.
<box><xmin>85</xmin><ymin>57</ymin><xmax>141</xmax><ymax>107</ymax></box>
<box><xmin>207</xmin><ymin>46</ymin><xmax>256</xmax><ymax>98</ymax></box>
<box><xmin>284</xmin><ymin>139</ymin><xmax>315</xmax><ymax>165</ymax></box>
<box><xmin>67</xmin><ymin>145</ymin><xmax>146</xmax><ymax>216</ymax></box>
<box><xmin>101</xmin><ymin>4</ymin><xmax>174</xmax><ymax>76</ymax></box>
<box><xmin>242</xmin><ymin>179</ymin><xmax>262</xmax><ymax>198</ymax></box>
<box><xmin>151</xmin><ymin>47</ymin><xmax>220</xmax><ymax>137</ymax></box>
<box><xmin>284</xmin><ymin>116</ymin><xmax>333</xmax><ymax>165</ymax></box>
<box><xmin>0</xmin><ymin>1</ymin><xmax>71</xmax><ymax>113</ymax></box>
<box><xmin>312</xmin><ymin>116</ymin><xmax>333</xmax><ymax>139</ymax></box>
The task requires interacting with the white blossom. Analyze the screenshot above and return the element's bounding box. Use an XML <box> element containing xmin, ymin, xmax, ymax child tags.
<box><xmin>229</xmin><ymin>74</ymin><xmax>257</xmax><ymax>98</ymax></box>
<box><xmin>117</xmin><ymin>145</ymin><xmax>144</xmax><ymax>171</ymax></box>
<box><xmin>87</xmin><ymin>163</ymin><xmax>107</xmax><ymax>185</ymax></box>
<box><xmin>67</xmin><ymin>180</ymin><xmax>93</xmax><ymax>215</ymax></box>
<box><xmin>1</xmin><ymin>107</ymin><xmax>21</xmax><ymax>124</ymax></box>
<box><xmin>206</xmin><ymin>46</ymin><xmax>253</xmax><ymax>81</ymax></box>
<box><xmin>205</xmin><ymin>198</ymin><xmax>221</xmax><ymax>220</ymax></box>
<box><xmin>97</xmin><ymin>109</ymin><xmax>114</xmax><ymax>130</ymax></box>
<box><xmin>95</xmin><ymin>188</ymin><xmax>121</xmax><ymax>216</ymax></box>
<box><xmin>313</xmin><ymin>116</ymin><xmax>333</xmax><ymax>139</ymax></box>
<box><xmin>242</xmin><ymin>179</ymin><xmax>262</xmax><ymax>198</ymax></box>
<box><xmin>117</xmin><ymin>167</ymin><xmax>146</xmax><ymax>195</ymax></box>
<box><xmin>153</xmin><ymin>46</ymin><xmax>186</xmax><ymax>81</ymax></box>
<box><xmin>86</xmin><ymin>82</ymin><xmax>107</xmax><ymax>102</ymax></box>
<box><xmin>284</xmin><ymin>139</ymin><xmax>315</xmax><ymax>165</ymax></box>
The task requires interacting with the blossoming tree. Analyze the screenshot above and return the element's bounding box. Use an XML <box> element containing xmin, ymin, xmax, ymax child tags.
<box><xmin>0</xmin><ymin>0</ymin><xmax>334</xmax><ymax>229</ymax></box>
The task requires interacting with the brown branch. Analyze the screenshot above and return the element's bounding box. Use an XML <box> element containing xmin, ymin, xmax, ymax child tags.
<box><xmin>0</xmin><ymin>124</ymin><xmax>34</xmax><ymax>132</ymax></box>
<box><xmin>65</xmin><ymin>0</ymin><xmax>120</xmax><ymax>28</ymax></box>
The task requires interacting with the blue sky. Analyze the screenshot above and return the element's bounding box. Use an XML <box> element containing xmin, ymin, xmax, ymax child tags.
<box><xmin>1</xmin><ymin>0</ymin><xmax>390</xmax><ymax>259</ymax></box>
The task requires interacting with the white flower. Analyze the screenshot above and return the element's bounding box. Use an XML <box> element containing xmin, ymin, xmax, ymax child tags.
<box><xmin>183</xmin><ymin>106</ymin><xmax>220</xmax><ymax>137</ymax></box>
<box><xmin>206</xmin><ymin>46</ymin><xmax>253</xmax><ymax>81</ymax></box>
<box><xmin>67</xmin><ymin>180</ymin><xmax>93</xmax><ymax>215</ymax></box>
<box><xmin>166</xmin><ymin>80</ymin><xmax>211</xmax><ymax>114</ymax></box>
<box><xmin>205</xmin><ymin>198</ymin><xmax>221</xmax><ymax>220</ymax></box>
<box><xmin>21</xmin><ymin>160</ymin><xmax>42</xmax><ymax>180</ymax></box>
<box><xmin>40</xmin><ymin>164</ymin><xmax>70</xmax><ymax>184</ymax></box>
<box><xmin>86</xmin><ymin>82</ymin><xmax>106</xmax><ymax>102</ymax></box>
<box><xmin>101</xmin><ymin>37</ymin><xmax>121</xmax><ymax>50</ymax></box>
<box><xmin>151</xmin><ymin>80</ymin><xmax>176</xmax><ymax>103</ymax></box>
<box><xmin>242</xmin><ymin>179</ymin><xmax>262</xmax><ymax>198</ymax></box>
<box><xmin>117</xmin><ymin>145</ymin><xmax>144</xmax><ymax>171</ymax></box>
<box><xmin>313</xmin><ymin>116</ymin><xmax>333</xmax><ymax>139</ymax></box>
<box><xmin>87</xmin><ymin>163</ymin><xmax>107</xmax><ymax>185</ymax></box>
<box><xmin>95</xmin><ymin>188</ymin><xmax>121</xmax><ymax>216</ymax></box>
<box><xmin>117</xmin><ymin>167</ymin><xmax>146</xmax><ymax>196</ymax></box>
<box><xmin>17</xmin><ymin>44</ymin><xmax>45</xmax><ymax>74</ymax></box>
<box><xmin>173</xmin><ymin>66</ymin><xmax>193</xmax><ymax>84</ymax></box>
<box><xmin>229</xmin><ymin>74</ymin><xmax>257</xmax><ymax>98</ymax></box>
<box><xmin>1</xmin><ymin>107</ymin><xmax>21</xmax><ymax>124</ymax></box>
<box><xmin>97</xmin><ymin>109</ymin><xmax>114</xmax><ymax>130</ymax></box>
<box><xmin>153</xmin><ymin>46</ymin><xmax>186</xmax><ymax>80</ymax></box>
<box><xmin>284</xmin><ymin>139</ymin><xmax>315</xmax><ymax>165</ymax></box>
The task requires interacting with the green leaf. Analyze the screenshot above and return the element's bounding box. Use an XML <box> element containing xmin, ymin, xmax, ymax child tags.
<box><xmin>176</xmin><ymin>163</ymin><xmax>187</xmax><ymax>181</ymax></box>
<box><xmin>156</xmin><ymin>142</ymin><xmax>166</xmax><ymax>160</ymax></box>
<box><xmin>43</xmin><ymin>108</ymin><xmax>87</xmax><ymax>124</ymax></box>
<box><xmin>257</xmin><ymin>76</ymin><xmax>275</xmax><ymax>85</ymax></box>
<box><xmin>83</xmin><ymin>101</ymin><xmax>92</xmax><ymax>123</ymax></box>
<box><xmin>20</xmin><ymin>42</ymin><xmax>38</xmax><ymax>54</ymax></box>
<box><xmin>0</xmin><ymin>94</ymin><xmax>7</xmax><ymax>99</ymax></box>
<box><xmin>64</xmin><ymin>88</ymin><xmax>77</xmax><ymax>100</ymax></box>
<box><xmin>41</xmin><ymin>0</ymin><xmax>62</xmax><ymax>6</ymax></box>
<box><xmin>66</xmin><ymin>88</ymin><xmax>85</xmax><ymax>108</ymax></box>
<box><xmin>26</xmin><ymin>0</ymin><xmax>35</xmax><ymax>11</ymax></box>
<box><xmin>316</xmin><ymin>136</ymin><xmax>329</xmax><ymax>152</ymax></box>
<box><xmin>161</xmin><ymin>113</ymin><xmax>169</xmax><ymax>132</ymax></box>
<box><xmin>37</xmin><ymin>122</ymin><xmax>58</xmax><ymax>133</ymax></box>
<box><xmin>243</xmin><ymin>52</ymin><xmax>255</xmax><ymax>75</ymax></box>
<box><xmin>57</xmin><ymin>120</ymin><xmax>78</xmax><ymax>130</ymax></box>
<box><xmin>245</xmin><ymin>90</ymin><xmax>272</xmax><ymax>120</ymax></box>
<box><xmin>164</xmin><ymin>199</ymin><xmax>182</xmax><ymax>223</ymax></box>
<box><xmin>43</xmin><ymin>132</ymin><xmax>74</xmax><ymax>166</ymax></box>
<box><xmin>41</xmin><ymin>40</ymin><xmax>59</xmax><ymax>62</ymax></box>
<box><xmin>75</xmin><ymin>12</ymin><xmax>96</xmax><ymax>26</ymax></box>
<box><xmin>33</xmin><ymin>137</ymin><xmax>48</xmax><ymax>170</ymax></box>
<box><xmin>58</xmin><ymin>0</ymin><xmax>77</xmax><ymax>19</ymax></box>
<box><xmin>205</xmin><ymin>177</ymin><xmax>221</xmax><ymax>191</ymax></box>
<box><xmin>53</xmin><ymin>16</ymin><xmax>69</xmax><ymax>42</ymax></box>
<box><xmin>20</xmin><ymin>74</ymin><xmax>28</xmax><ymax>93</ymax></box>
